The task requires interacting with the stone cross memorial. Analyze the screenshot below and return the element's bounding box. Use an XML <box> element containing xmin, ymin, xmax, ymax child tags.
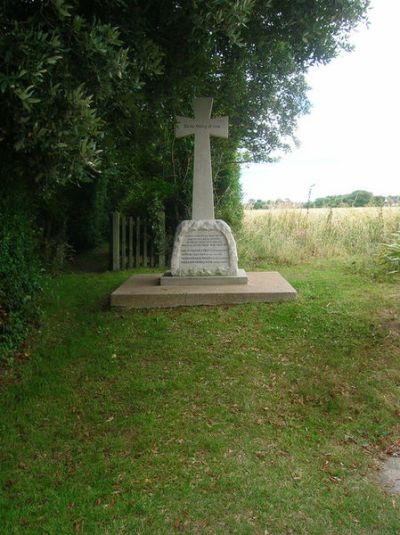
<box><xmin>111</xmin><ymin>96</ymin><xmax>297</xmax><ymax>306</ymax></box>
<box><xmin>162</xmin><ymin>97</ymin><xmax>247</xmax><ymax>285</ymax></box>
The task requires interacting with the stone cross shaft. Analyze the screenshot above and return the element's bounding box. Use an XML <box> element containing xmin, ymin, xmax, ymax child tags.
<box><xmin>176</xmin><ymin>97</ymin><xmax>228</xmax><ymax>220</ymax></box>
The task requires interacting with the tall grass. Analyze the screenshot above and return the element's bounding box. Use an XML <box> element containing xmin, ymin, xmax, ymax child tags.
<box><xmin>237</xmin><ymin>207</ymin><xmax>400</xmax><ymax>267</ymax></box>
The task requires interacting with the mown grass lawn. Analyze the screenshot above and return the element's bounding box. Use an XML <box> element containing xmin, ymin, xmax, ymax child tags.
<box><xmin>1</xmin><ymin>259</ymin><xmax>399</xmax><ymax>534</ymax></box>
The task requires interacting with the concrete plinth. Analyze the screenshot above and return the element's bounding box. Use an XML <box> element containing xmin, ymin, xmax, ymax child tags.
<box><xmin>110</xmin><ymin>272</ymin><xmax>297</xmax><ymax>310</ymax></box>
<box><xmin>160</xmin><ymin>268</ymin><xmax>248</xmax><ymax>286</ymax></box>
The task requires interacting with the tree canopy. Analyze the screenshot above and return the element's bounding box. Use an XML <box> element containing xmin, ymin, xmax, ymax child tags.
<box><xmin>248</xmin><ymin>191</ymin><xmax>399</xmax><ymax>210</ymax></box>
<box><xmin>309</xmin><ymin>190</ymin><xmax>386</xmax><ymax>208</ymax></box>
<box><xmin>1</xmin><ymin>0</ymin><xmax>370</xmax><ymax>224</ymax></box>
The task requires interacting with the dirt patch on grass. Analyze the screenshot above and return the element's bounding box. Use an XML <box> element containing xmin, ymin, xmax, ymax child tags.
<box><xmin>379</xmin><ymin>309</ymin><xmax>400</xmax><ymax>338</ymax></box>
<box><xmin>377</xmin><ymin>456</ymin><xmax>400</xmax><ymax>494</ymax></box>
<box><xmin>385</xmin><ymin>319</ymin><xmax>400</xmax><ymax>337</ymax></box>
<box><xmin>375</xmin><ymin>439</ymin><xmax>400</xmax><ymax>495</ymax></box>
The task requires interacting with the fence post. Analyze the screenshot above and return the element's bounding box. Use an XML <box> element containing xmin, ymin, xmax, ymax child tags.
<box><xmin>150</xmin><ymin>239</ymin><xmax>154</xmax><ymax>268</ymax></box>
<box><xmin>112</xmin><ymin>211</ymin><xmax>120</xmax><ymax>271</ymax></box>
<box><xmin>143</xmin><ymin>221</ymin><xmax>148</xmax><ymax>267</ymax></box>
<box><xmin>121</xmin><ymin>215</ymin><xmax>127</xmax><ymax>269</ymax></box>
<box><xmin>135</xmin><ymin>216</ymin><xmax>141</xmax><ymax>267</ymax></box>
<box><xmin>112</xmin><ymin>210</ymin><xmax>167</xmax><ymax>271</ymax></box>
<box><xmin>109</xmin><ymin>212</ymin><xmax>113</xmax><ymax>271</ymax></box>
<box><xmin>158</xmin><ymin>210</ymin><xmax>166</xmax><ymax>268</ymax></box>
<box><xmin>128</xmin><ymin>217</ymin><xmax>134</xmax><ymax>268</ymax></box>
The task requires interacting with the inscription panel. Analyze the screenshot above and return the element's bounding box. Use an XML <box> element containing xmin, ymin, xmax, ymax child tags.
<box><xmin>181</xmin><ymin>123</ymin><xmax>222</xmax><ymax>131</ymax></box>
<box><xmin>180</xmin><ymin>230</ymin><xmax>229</xmax><ymax>267</ymax></box>
<box><xmin>170</xmin><ymin>219</ymin><xmax>239</xmax><ymax>277</ymax></box>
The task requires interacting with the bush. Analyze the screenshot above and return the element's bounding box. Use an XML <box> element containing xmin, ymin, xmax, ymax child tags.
<box><xmin>0</xmin><ymin>191</ymin><xmax>43</xmax><ymax>365</ymax></box>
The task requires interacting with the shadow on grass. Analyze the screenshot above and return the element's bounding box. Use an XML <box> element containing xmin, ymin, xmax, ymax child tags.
<box><xmin>67</xmin><ymin>244</ymin><xmax>110</xmax><ymax>273</ymax></box>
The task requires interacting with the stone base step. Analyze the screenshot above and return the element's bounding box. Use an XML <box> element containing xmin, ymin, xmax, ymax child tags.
<box><xmin>110</xmin><ymin>272</ymin><xmax>297</xmax><ymax>310</ymax></box>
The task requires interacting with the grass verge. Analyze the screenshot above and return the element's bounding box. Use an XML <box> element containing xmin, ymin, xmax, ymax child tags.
<box><xmin>0</xmin><ymin>260</ymin><xmax>399</xmax><ymax>534</ymax></box>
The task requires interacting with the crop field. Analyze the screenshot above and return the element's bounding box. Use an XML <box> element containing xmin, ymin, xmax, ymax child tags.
<box><xmin>237</xmin><ymin>207</ymin><xmax>400</xmax><ymax>268</ymax></box>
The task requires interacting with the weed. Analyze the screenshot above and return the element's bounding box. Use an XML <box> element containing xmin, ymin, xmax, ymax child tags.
<box><xmin>380</xmin><ymin>229</ymin><xmax>400</xmax><ymax>274</ymax></box>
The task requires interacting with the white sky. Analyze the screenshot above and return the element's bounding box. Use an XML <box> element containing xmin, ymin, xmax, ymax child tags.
<box><xmin>240</xmin><ymin>0</ymin><xmax>400</xmax><ymax>202</ymax></box>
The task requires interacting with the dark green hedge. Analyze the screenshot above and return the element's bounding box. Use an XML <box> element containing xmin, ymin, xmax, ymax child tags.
<box><xmin>0</xmin><ymin>188</ymin><xmax>43</xmax><ymax>365</ymax></box>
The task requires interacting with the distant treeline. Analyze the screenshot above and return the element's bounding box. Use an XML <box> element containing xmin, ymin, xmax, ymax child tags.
<box><xmin>247</xmin><ymin>191</ymin><xmax>400</xmax><ymax>209</ymax></box>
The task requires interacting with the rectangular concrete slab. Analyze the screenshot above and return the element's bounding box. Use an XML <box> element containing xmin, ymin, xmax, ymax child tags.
<box><xmin>110</xmin><ymin>272</ymin><xmax>296</xmax><ymax>309</ymax></box>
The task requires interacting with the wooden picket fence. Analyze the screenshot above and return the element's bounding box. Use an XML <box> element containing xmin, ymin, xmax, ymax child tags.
<box><xmin>110</xmin><ymin>212</ymin><xmax>166</xmax><ymax>271</ymax></box>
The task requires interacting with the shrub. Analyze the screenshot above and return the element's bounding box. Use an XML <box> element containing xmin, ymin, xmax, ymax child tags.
<box><xmin>0</xmin><ymin>191</ymin><xmax>43</xmax><ymax>365</ymax></box>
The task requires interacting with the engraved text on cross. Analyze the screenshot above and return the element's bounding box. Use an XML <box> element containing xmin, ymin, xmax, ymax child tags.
<box><xmin>175</xmin><ymin>97</ymin><xmax>228</xmax><ymax>220</ymax></box>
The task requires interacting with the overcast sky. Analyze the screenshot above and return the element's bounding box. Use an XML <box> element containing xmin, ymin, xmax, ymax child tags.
<box><xmin>240</xmin><ymin>0</ymin><xmax>400</xmax><ymax>202</ymax></box>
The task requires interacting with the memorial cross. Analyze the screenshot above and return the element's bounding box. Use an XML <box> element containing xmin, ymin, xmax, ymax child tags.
<box><xmin>176</xmin><ymin>97</ymin><xmax>228</xmax><ymax>220</ymax></box>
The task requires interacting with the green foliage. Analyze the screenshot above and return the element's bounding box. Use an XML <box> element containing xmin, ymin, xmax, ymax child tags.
<box><xmin>252</xmin><ymin>199</ymin><xmax>269</xmax><ymax>209</ymax></box>
<box><xmin>309</xmin><ymin>190</ymin><xmax>387</xmax><ymax>208</ymax></box>
<box><xmin>252</xmin><ymin>192</ymin><xmax>399</xmax><ymax>210</ymax></box>
<box><xmin>1</xmin><ymin>17</ymin><xmax>109</xmax><ymax>192</ymax></box>
<box><xmin>214</xmin><ymin>152</ymin><xmax>244</xmax><ymax>231</ymax></box>
<box><xmin>380</xmin><ymin>229</ymin><xmax>400</xmax><ymax>274</ymax></box>
<box><xmin>0</xmin><ymin>0</ymin><xmax>163</xmax><ymax>240</ymax></box>
<box><xmin>0</xmin><ymin>189</ymin><xmax>43</xmax><ymax>364</ymax></box>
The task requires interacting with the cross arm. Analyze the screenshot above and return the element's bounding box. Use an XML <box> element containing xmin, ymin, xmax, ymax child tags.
<box><xmin>210</xmin><ymin>116</ymin><xmax>229</xmax><ymax>138</ymax></box>
<box><xmin>175</xmin><ymin>116</ymin><xmax>195</xmax><ymax>138</ymax></box>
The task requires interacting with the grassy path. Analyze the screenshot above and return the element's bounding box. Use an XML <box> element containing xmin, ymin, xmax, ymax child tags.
<box><xmin>1</xmin><ymin>261</ymin><xmax>399</xmax><ymax>534</ymax></box>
